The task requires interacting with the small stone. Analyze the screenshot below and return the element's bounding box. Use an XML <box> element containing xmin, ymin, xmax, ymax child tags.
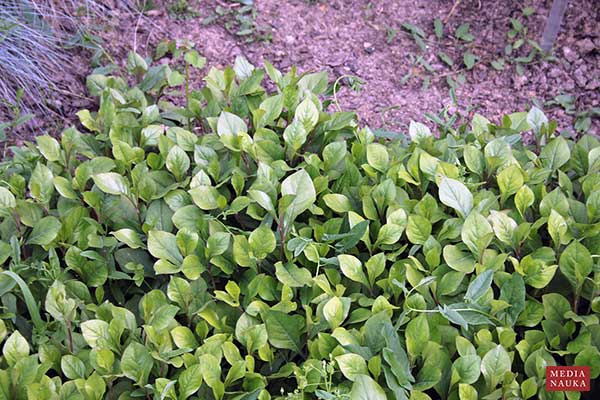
<box><xmin>586</xmin><ymin>79</ymin><xmax>599</xmax><ymax>90</ymax></box>
<box><xmin>345</xmin><ymin>61</ymin><xmax>359</xmax><ymax>73</ymax></box>
<box><xmin>573</xmin><ymin>67</ymin><xmax>588</xmax><ymax>87</ymax></box>
<box><xmin>513</xmin><ymin>74</ymin><xmax>528</xmax><ymax>88</ymax></box>
<box><xmin>363</xmin><ymin>42</ymin><xmax>375</xmax><ymax>54</ymax></box>
<box><xmin>284</xmin><ymin>35</ymin><xmax>295</xmax><ymax>45</ymax></box>
<box><xmin>562</xmin><ymin>46</ymin><xmax>578</xmax><ymax>63</ymax></box>
<box><xmin>562</xmin><ymin>78</ymin><xmax>575</xmax><ymax>91</ymax></box>
<box><xmin>548</xmin><ymin>67</ymin><xmax>562</xmax><ymax>78</ymax></box>
<box><xmin>576</xmin><ymin>38</ymin><xmax>595</xmax><ymax>53</ymax></box>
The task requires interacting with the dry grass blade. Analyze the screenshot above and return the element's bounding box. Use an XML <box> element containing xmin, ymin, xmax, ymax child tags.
<box><xmin>0</xmin><ymin>0</ymin><xmax>140</xmax><ymax>127</ymax></box>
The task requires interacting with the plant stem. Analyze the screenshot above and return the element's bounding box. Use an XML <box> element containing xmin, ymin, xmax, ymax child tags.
<box><xmin>185</xmin><ymin>63</ymin><xmax>191</xmax><ymax>130</ymax></box>
<box><xmin>66</xmin><ymin>319</ymin><xmax>74</xmax><ymax>353</ymax></box>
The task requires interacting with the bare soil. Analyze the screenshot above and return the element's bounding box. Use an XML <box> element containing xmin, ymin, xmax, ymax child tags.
<box><xmin>6</xmin><ymin>0</ymin><xmax>600</xmax><ymax>141</ymax></box>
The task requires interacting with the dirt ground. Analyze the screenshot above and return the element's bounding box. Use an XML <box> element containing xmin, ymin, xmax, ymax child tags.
<box><xmin>6</xmin><ymin>0</ymin><xmax>600</xmax><ymax>141</ymax></box>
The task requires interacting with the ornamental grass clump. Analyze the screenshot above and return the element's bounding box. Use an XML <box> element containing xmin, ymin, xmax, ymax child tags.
<box><xmin>0</xmin><ymin>0</ymin><xmax>140</xmax><ymax>122</ymax></box>
<box><xmin>0</xmin><ymin>54</ymin><xmax>598</xmax><ymax>399</ymax></box>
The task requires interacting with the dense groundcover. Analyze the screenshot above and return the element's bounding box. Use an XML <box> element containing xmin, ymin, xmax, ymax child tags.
<box><xmin>0</xmin><ymin>54</ymin><xmax>598</xmax><ymax>400</ymax></box>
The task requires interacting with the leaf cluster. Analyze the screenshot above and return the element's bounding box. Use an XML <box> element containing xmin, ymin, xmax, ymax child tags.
<box><xmin>0</xmin><ymin>55</ymin><xmax>598</xmax><ymax>400</ymax></box>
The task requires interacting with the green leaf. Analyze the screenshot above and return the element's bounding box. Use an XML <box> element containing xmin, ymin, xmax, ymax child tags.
<box><xmin>498</xmin><ymin>274</ymin><xmax>525</xmax><ymax>326</ymax></box>
<box><xmin>27</xmin><ymin>216</ymin><xmax>61</xmax><ymax>246</ymax></box>
<box><xmin>454</xmin><ymin>355</ymin><xmax>481</xmax><ymax>384</ymax></box>
<box><xmin>323</xmin><ymin>296</ymin><xmax>346</xmax><ymax>329</ymax></box>
<box><xmin>36</xmin><ymin>135</ymin><xmax>62</xmax><ymax>162</ymax></box>
<box><xmin>484</xmin><ymin>139</ymin><xmax>512</xmax><ymax>170</ymax></box>
<box><xmin>409</xmin><ymin>121</ymin><xmax>432</xmax><ymax>143</ymax></box>
<box><xmin>264</xmin><ymin>310</ymin><xmax>304</xmax><ymax>353</ymax></box>
<box><xmin>166</xmin><ymin>145</ymin><xmax>190</xmax><ymax>180</ymax></box>
<box><xmin>491</xmin><ymin>59</ymin><xmax>505</xmax><ymax>71</ymax></box>
<box><xmin>2</xmin><ymin>330</ymin><xmax>29</xmax><ymax>366</ymax></box>
<box><xmin>283</xmin><ymin>121</ymin><xmax>307</xmax><ymax>152</ymax></box>
<box><xmin>366</xmin><ymin>143</ymin><xmax>389</xmax><ymax>172</ymax></box>
<box><xmin>463</xmin><ymin>52</ymin><xmax>477</xmax><ymax>69</ymax></box>
<box><xmin>366</xmin><ymin>253</ymin><xmax>386</xmax><ymax>286</ymax></box>
<box><xmin>515</xmin><ymin>185</ymin><xmax>535</xmax><ymax>217</ymax></box>
<box><xmin>215</xmin><ymin>280</ymin><xmax>240</xmax><ymax>307</ymax></box>
<box><xmin>190</xmin><ymin>185</ymin><xmax>224</xmax><ymax>210</ymax></box>
<box><xmin>258</xmin><ymin>94</ymin><xmax>283</xmax><ymax>127</ymax></box>
<box><xmin>178</xmin><ymin>364</ymin><xmax>203</xmax><ymax>399</ymax></box>
<box><xmin>488</xmin><ymin>210</ymin><xmax>517</xmax><ymax>245</ymax></box>
<box><xmin>406</xmin><ymin>215</ymin><xmax>432</xmax><ymax>244</ymax></box>
<box><xmin>92</xmin><ymin>172</ymin><xmax>130</xmax><ymax>196</ymax></box>
<box><xmin>406</xmin><ymin>314</ymin><xmax>429</xmax><ymax>356</ymax></box>
<box><xmin>61</xmin><ymin>355</ymin><xmax>86</xmax><ymax>379</ymax></box>
<box><xmin>434</xmin><ymin>18</ymin><xmax>444</xmax><ymax>38</ymax></box>
<box><xmin>148</xmin><ymin>230</ymin><xmax>183</xmax><ymax>264</ymax></box>
<box><xmin>548</xmin><ymin>209</ymin><xmax>569</xmax><ymax>246</ymax></box>
<box><xmin>281</xmin><ymin>169</ymin><xmax>316</xmax><ymax>222</ymax></box>
<box><xmin>458</xmin><ymin>383</ymin><xmax>478</xmax><ymax>400</ymax></box>
<box><xmin>559</xmin><ymin>241</ymin><xmax>593</xmax><ymax>288</ymax></box>
<box><xmin>575</xmin><ymin>346</ymin><xmax>600</xmax><ymax>379</ymax></box>
<box><xmin>248</xmin><ymin>226</ymin><xmax>276</xmax><ymax>259</ymax></box>
<box><xmin>171</xmin><ymin>326</ymin><xmax>199</xmax><ymax>349</ymax></box>
<box><xmin>481</xmin><ymin>345</ymin><xmax>511</xmax><ymax>388</ymax></box>
<box><xmin>80</xmin><ymin>319</ymin><xmax>110</xmax><ymax>348</ymax></box>
<box><xmin>507</xmin><ymin>112</ymin><xmax>530</xmax><ymax>132</ymax></box>
<box><xmin>298</xmin><ymin>71</ymin><xmax>329</xmax><ymax>94</ymax></box>
<box><xmin>294</xmin><ymin>97</ymin><xmax>319</xmax><ymax>132</ymax></box>
<box><xmin>338</xmin><ymin>254</ymin><xmax>368</xmax><ymax>286</ymax></box>
<box><xmin>521</xmin><ymin>256</ymin><xmax>558</xmax><ymax>289</ymax></box>
<box><xmin>497</xmin><ymin>165</ymin><xmax>524</xmax><ymax>201</ymax></box>
<box><xmin>0</xmin><ymin>187</ymin><xmax>15</xmax><ymax>209</ymax></box>
<box><xmin>121</xmin><ymin>342</ymin><xmax>154</xmax><ymax>385</ymax></box>
<box><xmin>184</xmin><ymin>50</ymin><xmax>206</xmax><ymax>68</ymax></box>
<box><xmin>375</xmin><ymin>223</ymin><xmax>404</xmax><ymax>246</ymax></box>
<box><xmin>463</xmin><ymin>145</ymin><xmax>484</xmax><ymax>175</ymax></box>
<box><xmin>53</xmin><ymin>176</ymin><xmax>78</xmax><ymax>199</ymax></box>
<box><xmin>336</xmin><ymin>353</ymin><xmax>368</xmax><ymax>381</ymax></box>
<box><xmin>0</xmin><ymin>271</ymin><xmax>44</xmax><ymax>334</ymax></box>
<box><xmin>443</xmin><ymin>245</ymin><xmax>476</xmax><ymax>273</ymax></box>
<box><xmin>543</xmin><ymin>293</ymin><xmax>571</xmax><ymax>321</ymax></box>
<box><xmin>199</xmin><ymin>353</ymin><xmax>222</xmax><ymax>391</ymax></box>
<box><xmin>461</xmin><ymin>212</ymin><xmax>493</xmax><ymax>259</ymax></box>
<box><xmin>275</xmin><ymin>262</ymin><xmax>312</xmax><ymax>288</ymax></box>
<box><xmin>350</xmin><ymin>374</ymin><xmax>387</xmax><ymax>400</ymax></box>
<box><xmin>217</xmin><ymin>111</ymin><xmax>247</xmax><ymax>137</ymax></box>
<box><xmin>111</xmin><ymin>228</ymin><xmax>144</xmax><ymax>249</ymax></box>
<box><xmin>465</xmin><ymin>269</ymin><xmax>494</xmax><ymax>303</ymax></box>
<box><xmin>29</xmin><ymin>162</ymin><xmax>54</xmax><ymax>203</ymax></box>
<box><xmin>323</xmin><ymin>193</ymin><xmax>352</xmax><ymax>213</ymax></box>
<box><xmin>540</xmin><ymin>137</ymin><xmax>570</xmax><ymax>171</ymax></box>
<box><xmin>521</xmin><ymin>377</ymin><xmax>537</xmax><ymax>399</ymax></box>
<box><xmin>527</xmin><ymin>106</ymin><xmax>548</xmax><ymax>134</ymax></box>
<box><xmin>45</xmin><ymin>280</ymin><xmax>76</xmax><ymax>322</ymax></box>
<box><xmin>438</xmin><ymin>177</ymin><xmax>473</xmax><ymax>218</ymax></box>
<box><xmin>206</xmin><ymin>232</ymin><xmax>231</xmax><ymax>258</ymax></box>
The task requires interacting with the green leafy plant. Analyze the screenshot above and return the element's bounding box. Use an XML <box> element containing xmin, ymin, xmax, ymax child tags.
<box><xmin>167</xmin><ymin>0</ymin><xmax>201</xmax><ymax>19</ymax></box>
<box><xmin>0</xmin><ymin>0</ymin><xmax>139</xmax><ymax>119</ymax></box>
<box><xmin>0</xmin><ymin>88</ymin><xmax>34</xmax><ymax>144</ymax></box>
<box><xmin>0</xmin><ymin>54</ymin><xmax>598</xmax><ymax>400</ymax></box>
<box><xmin>203</xmin><ymin>0</ymin><xmax>272</xmax><ymax>43</ymax></box>
<box><xmin>492</xmin><ymin>6</ymin><xmax>547</xmax><ymax>75</ymax></box>
<box><xmin>545</xmin><ymin>94</ymin><xmax>600</xmax><ymax>135</ymax></box>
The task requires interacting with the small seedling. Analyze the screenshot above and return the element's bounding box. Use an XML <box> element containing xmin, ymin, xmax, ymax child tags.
<box><xmin>203</xmin><ymin>1</ymin><xmax>272</xmax><ymax>43</ymax></box>
<box><xmin>546</xmin><ymin>94</ymin><xmax>600</xmax><ymax>134</ymax></box>
<box><xmin>0</xmin><ymin>88</ymin><xmax>34</xmax><ymax>143</ymax></box>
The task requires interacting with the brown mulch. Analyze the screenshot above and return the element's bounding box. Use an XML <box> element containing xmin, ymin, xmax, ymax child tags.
<box><xmin>3</xmin><ymin>0</ymin><xmax>599</xmax><ymax>143</ymax></box>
